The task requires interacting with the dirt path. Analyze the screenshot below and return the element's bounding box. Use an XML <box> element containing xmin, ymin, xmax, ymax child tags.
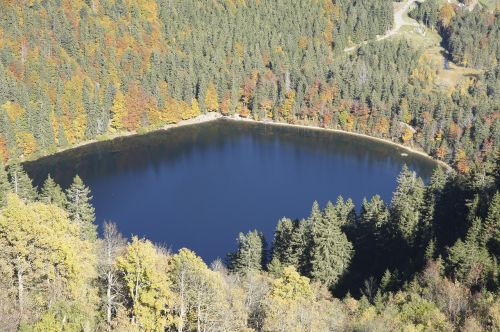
<box><xmin>344</xmin><ymin>0</ymin><xmax>419</xmax><ymax>52</ymax></box>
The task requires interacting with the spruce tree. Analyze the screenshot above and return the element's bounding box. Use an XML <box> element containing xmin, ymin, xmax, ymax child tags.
<box><xmin>360</xmin><ymin>195</ymin><xmax>390</xmax><ymax>236</ymax></box>
<box><xmin>483</xmin><ymin>192</ymin><xmax>499</xmax><ymax>258</ymax></box>
<box><xmin>390</xmin><ymin>165</ymin><xmax>425</xmax><ymax>244</ymax></box>
<box><xmin>421</xmin><ymin>167</ymin><xmax>448</xmax><ymax>243</ymax></box>
<box><xmin>66</xmin><ymin>175</ymin><xmax>96</xmax><ymax>240</ymax></box>
<box><xmin>271</xmin><ymin>217</ymin><xmax>296</xmax><ymax>267</ymax></box>
<box><xmin>0</xmin><ymin>163</ymin><xmax>10</xmax><ymax>207</ymax></box>
<box><xmin>229</xmin><ymin>230</ymin><xmax>266</xmax><ymax>274</ymax></box>
<box><xmin>40</xmin><ymin>175</ymin><xmax>67</xmax><ymax>208</ymax></box>
<box><xmin>7</xmin><ymin>162</ymin><xmax>37</xmax><ymax>202</ymax></box>
<box><xmin>310</xmin><ymin>201</ymin><xmax>354</xmax><ymax>288</ymax></box>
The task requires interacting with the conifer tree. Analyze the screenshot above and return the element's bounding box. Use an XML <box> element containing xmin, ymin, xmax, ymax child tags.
<box><xmin>310</xmin><ymin>201</ymin><xmax>354</xmax><ymax>288</ymax></box>
<box><xmin>66</xmin><ymin>175</ymin><xmax>96</xmax><ymax>240</ymax></box>
<box><xmin>7</xmin><ymin>163</ymin><xmax>37</xmax><ymax>202</ymax></box>
<box><xmin>421</xmin><ymin>167</ymin><xmax>448</xmax><ymax>242</ymax></box>
<box><xmin>0</xmin><ymin>163</ymin><xmax>10</xmax><ymax>207</ymax></box>
<box><xmin>39</xmin><ymin>174</ymin><xmax>67</xmax><ymax>208</ymax></box>
<box><xmin>390</xmin><ymin>165</ymin><xmax>425</xmax><ymax>244</ymax></box>
<box><xmin>483</xmin><ymin>192</ymin><xmax>499</xmax><ymax>259</ymax></box>
<box><xmin>447</xmin><ymin>217</ymin><xmax>495</xmax><ymax>288</ymax></box>
<box><xmin>271</xmin><ymin>217</ymin><xmax>296</xmax><ymax>267</ymax></box>
<box><xmin>229</xmin><ymin>230</ymin><xmax>266</xmax><ymax>273</ymax></box>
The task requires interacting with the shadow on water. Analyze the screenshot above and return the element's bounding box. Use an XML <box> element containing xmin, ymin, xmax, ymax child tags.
<box><xmin>25</xmin><ymin>119</ymin><xmax>438</xmax><ymax>263</ymax></box>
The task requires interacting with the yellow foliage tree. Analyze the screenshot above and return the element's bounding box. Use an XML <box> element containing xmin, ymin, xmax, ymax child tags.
<box><xmin>1</xmin><ymin>101</ymin><xmax>25</xmax><ymax>122</ymax></box>
<box><xmin>0</xmin><ymin>194</ymin><xmax>98</xmax><ymax>326</ymax></box>
<box><xmin>204</xmin><ymin>83</ymin><xmax>219</xmax><ymax>112</ymax></box>
<box><xmin>170</xmin><ymin>248</ymin><xmax>247</xmax><ymax>332</ymax></box>
<box><xmin>400</xmin><ymin>97</ymin><xmax>411</xmax><ymax>124</ymax></box>
<box><xmin>401</xmin><ymin>127</ymin><xmax>414</xmax><ymax>144</ymax></box>
<box><xmin>263</xmin><ymin>266</ymin><xmax>337</xmax><ymax>331</ymax></box>
<box><xmin>439</xmin><ymin>4</ymin><xmax>456</xmax><ymax>28</ymax></box>
<box><xmin>0</xmin><ymin>136</ymin><xmax>8</xmax><ymax>162</ymax></box>
<box><xmin>15</xmin><ymin>132</ymin><xmax>37</xmax><ymax>157</ymax></box>
<box><xmin>116</xmin><ymin>237</ymin><xmax>175</xmax><ymax>331</ymax></box>
<box><xmin>110</xmin><ymin>90</ymin><xmax>127</xmax><ymax>132</ymax></box>
<box><xmin>279</xmin><ymin>90</ymin><xmax>296</xmax><ymax>122</ymax></box>
<box><xmin>181</xmin><ymin>99</ymin><xmax>201</xmax><ymax>120</ymax></box>
<box><xmin>454</xmin><ymin>149</ymin><xmax>470</xmax><ymax>174</ymax></box>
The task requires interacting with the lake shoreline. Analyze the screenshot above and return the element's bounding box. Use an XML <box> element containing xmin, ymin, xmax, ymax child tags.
<box><xmin>226</xmin><ymin>115</ymin><xmax>451</xmax><ymax>170</ymax></box>
<box><xmin>23</xmin><ymin>112</ymin><xmax>450</xmax><ymax>170</ymax></box>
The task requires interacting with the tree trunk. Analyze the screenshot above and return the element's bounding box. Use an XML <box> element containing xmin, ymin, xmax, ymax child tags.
<box><xmin>16</xmin><ymin>264</ymin><xmax>24</xmax><ymax>315</ymax></box>
<box><xmin>178</xmin><ymin>270</ymin><xmax>185</xmax><ymax>332</ymax></box>
<box><xmin>106</xmin><ymin>271</ymin><xmax>112</xmax><ymax>326</ymax></box>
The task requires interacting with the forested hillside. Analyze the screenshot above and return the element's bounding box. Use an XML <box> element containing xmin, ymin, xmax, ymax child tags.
<box><xmin>0</xmin><ymin>0</ymin><xmax>497</xmax><ymax>174</ymax></box>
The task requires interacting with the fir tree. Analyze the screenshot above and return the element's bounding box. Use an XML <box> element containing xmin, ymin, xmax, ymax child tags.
<box><xmin>483</xmin><ymin>192</ymin><xmax>499</xmax><ymax>259</ymax></box>
<box><xmin>0</xmin><ymin>163</ymin><xmax>10</xmax><ymax>207</ymax></box>
<box><xmin>310</xmin><ymin>201</ymin><xmax>354</xmax><ymax>288</ymax></box>
<box><xmin>271</xmin><ymin>217</ymin><xmax>296</xmax><ymax>267</ymax></box>
<box><xmin>40</xmin><ymin>175</ymin><xmax>67</xmax><ymax>208</ymax></box>
<box><xmin>390</xmin><ymin>165</ymin><xmax>425</xmax><ymax>244</ymax></box>
<box><xmin>66</xmin><ymin>175</ymin><xmax>96</xmax><ymax>240</ymax></box>
<box><xmin>7</xmin><ymin>163</ymin><xmax>37</xmax><ymax>202</ymax></box>
<box><xmin>229</xmin><ymin>230</ymin><xmax>266</xmax><ymax>274</ymax></box>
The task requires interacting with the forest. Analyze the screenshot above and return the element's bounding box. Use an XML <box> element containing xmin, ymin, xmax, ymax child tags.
<box><xmin>0</xmin><ymin>0</ymin><xmax>497</xmax><ymax>174</ymax></box>
<box><xmin>0</xmin><ymin>154</ymin><xmax>498</xmax><ymax>331</ymax></box>
<box><xmin>0</xmin><ymin>0</ymin><xmax>498</xmax><ymax>331</ymax></box>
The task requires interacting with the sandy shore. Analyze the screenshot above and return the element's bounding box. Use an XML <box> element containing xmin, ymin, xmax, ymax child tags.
<box><xmin>23</xmin><ymin>112</ymin><xmax>450</xmax><ymax>170</ymax></box>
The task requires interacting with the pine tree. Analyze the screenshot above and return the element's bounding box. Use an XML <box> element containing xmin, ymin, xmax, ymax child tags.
<box><xmin>390</xmin><ymin>165</ymin><xmax>425</xmax><ymax>244</ymax></box>
<box><xmin>66</xmin><ymin>175</ymin><xmax>96</xmax><ymax>240</ymax></box>
<box><xmin>421</xmin><ymin>167</ymin><xmax>448</xmax><ymax>236</ymax></box>
<box><xmin>39</xmin><ymin>174</ymin><xmax>67</xmax><ymax>208</ymax></box>
<box><xmin>483</xmin><ymin>192</ymin><xmax>499</xmax><ymax>258</ymax></box>
<box><xmin>360</xmin><ymin>195</ymin><xmax>390</xmax><ymax>235</ymax></box>
<box><xmin>7</xmin><ymin>163</ymin><xmax>37</xmax><ymax>202</ymax></box>
<box><xmin>0</xmin><ymin>163</ymin><xmax>10</xmax><ymax>207</ymax></box>
<box><xmin>335</xmin><ymin>196</ymin><xmax>356</xmax><ymax>226</ymax></box>
<box><xmin>447</xmin><ymin>217</ymin><xmax>494</xmax><ymax>288</ymax></box>
<box><xmin>271</xmin><ymin>218</ymin><xmax>296</xmax><ymax>267</ymax></box>
<box><xmin>229</xmin><ymin>230</ymin><xmax>266</xmax><ymax>273</ymax></box>
<box><xmin>310</xmin><ymin>201</ymin><xmax>354</xmax><ymax>288</ymax></box>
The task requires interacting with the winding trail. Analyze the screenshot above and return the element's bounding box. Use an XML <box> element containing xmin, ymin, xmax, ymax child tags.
<box><xmin>344</xmin><ymin>0</ymin><xmax>420</xmax><ymax>52</ymax></box>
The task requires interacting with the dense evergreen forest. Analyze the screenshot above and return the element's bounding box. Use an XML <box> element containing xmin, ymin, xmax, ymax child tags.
<box><xmin>0</xmin><ymin>0</ymin><xmax>497</xmax><ymax>174</ymax></box>
<box><xmin>0</xmin><ymin>0</ymin><xmax>498</xmax><ymax>331</ymax></box>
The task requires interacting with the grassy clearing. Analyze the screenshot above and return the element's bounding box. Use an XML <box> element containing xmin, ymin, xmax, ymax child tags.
<box><xmin>398</xmin><ymin>16</ymin><xmax>482</xmax><ymax>90</ymax></box>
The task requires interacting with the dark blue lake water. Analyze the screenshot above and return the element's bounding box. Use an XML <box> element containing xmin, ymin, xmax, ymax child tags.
<box><xmin>26</xmin><ymin>119</ymin><xmax>437</xmax><ymax>263</ymax></box>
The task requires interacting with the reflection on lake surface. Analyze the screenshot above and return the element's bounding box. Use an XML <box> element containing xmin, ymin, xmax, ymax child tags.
<box><xmin>25</xmin><ymin>119</ymin><xmax>438</xmax><ymax>262</ymax></box>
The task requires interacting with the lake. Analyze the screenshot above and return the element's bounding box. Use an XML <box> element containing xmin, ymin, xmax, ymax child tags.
<box><xmin>25</xmin><ymin>119</ymin><xmax>438</xmax><ymax>263</ymax></box>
